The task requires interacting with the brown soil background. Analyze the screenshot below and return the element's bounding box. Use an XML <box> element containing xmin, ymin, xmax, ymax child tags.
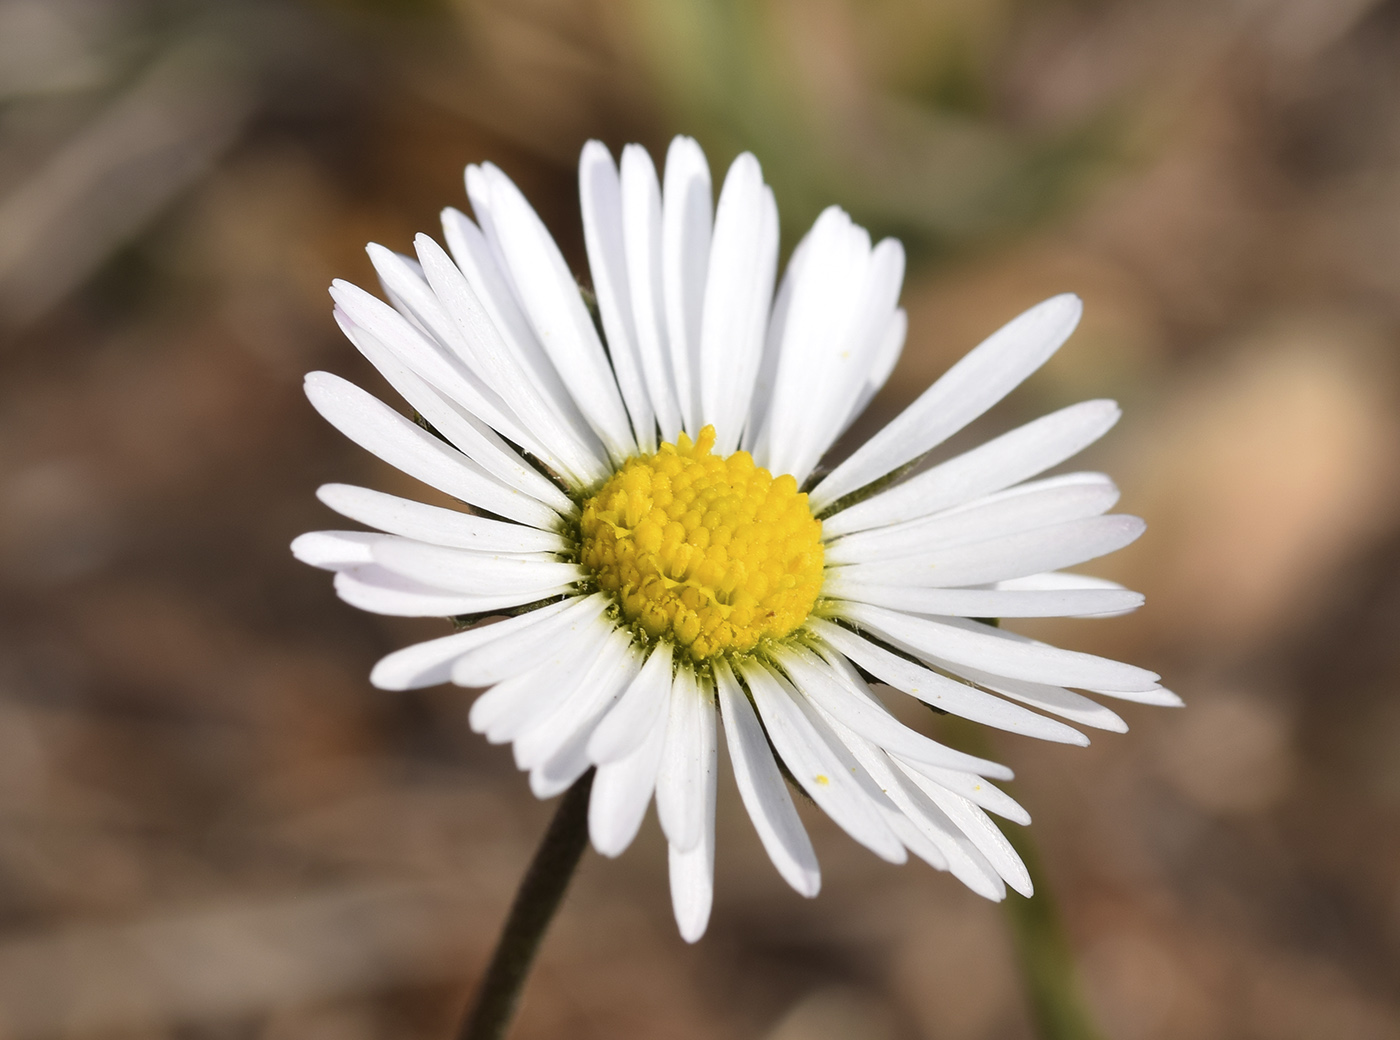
<box><xmin>2</xmin><ymin>1</ymin><xmax>1400</xmax><ymax>1038</ymax></box>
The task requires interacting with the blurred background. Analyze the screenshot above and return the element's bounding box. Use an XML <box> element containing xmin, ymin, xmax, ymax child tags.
<box><xmin>1</xmin><ymin>0</ymin><xmax>1399</xmax><ymax>1037</ymax></box>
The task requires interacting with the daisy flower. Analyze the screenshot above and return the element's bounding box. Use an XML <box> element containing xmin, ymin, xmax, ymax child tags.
<box><xmin>293</xmin><ymin>136</ymin><xmax>1175</xmax><ymax>943</ymax></box>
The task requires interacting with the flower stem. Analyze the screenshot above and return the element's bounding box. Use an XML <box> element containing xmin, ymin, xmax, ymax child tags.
<box><xmin>457</xmin><ymin>769</ymin><xmax>594</xmax><ymax>1040</ymax></box>
<box><xmin>1000</xmin><ymin>822</ymin><xmax>1105</xmax><ymax>1040</ymax></box>
<box><xmin>943</xmin><ymin>719</ymin><xmax>1103</xmax><ymax>1040</ymax></box>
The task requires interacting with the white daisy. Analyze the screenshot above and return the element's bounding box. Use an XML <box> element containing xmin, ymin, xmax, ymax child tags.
<box><xmin>293</xmin><ymin>136</ymin><xmax>1176</xmax><ymax>943</ymax></box>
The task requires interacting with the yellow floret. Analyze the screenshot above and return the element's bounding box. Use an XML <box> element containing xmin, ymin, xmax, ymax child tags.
<box><xmin>579</xmin><ymin>425</ymin><xmax>824</xmax><ymax>661</ymax></box>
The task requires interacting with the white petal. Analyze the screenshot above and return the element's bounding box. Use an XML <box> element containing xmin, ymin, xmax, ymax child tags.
<box><xmin>580</xmin><ymin>141</ymin><xmax>656</xmax><ymax>452</ymax></box>
<box><xmin>329</xmin><ymin>276</ymin><xmax>544</xmax><ymax>465</ymax></box>
<box><xmin>820</xmin><ymin>243</ymin><xmax>906</xmax><ymax>450</ymax></box>
<box><xmin>363</xmin><ymin>244</ymin><xmax>430</xmax><ymax>324</ymax></box>
<box><xmin>759</xmin><ymin>215</ymin><xmax>905</xmax><ymax>482</ymax></box>
<box><xmin>832</xmin><ymin>515</ymin><xmax>1145</xmax><ymax>589</ymax></box>
<box><xmin>304</xmin><ymin>372</ymin><xmax>560</xmax><ymax>529</ymax></box>
<box><xmin>528</xmin><ymin>748</ymin><xmax>593</xmax><ymax>798</ymax></box>
<box><xmin>450</xmin><ymin>593</ymin><xmax>609</xmax><ymax>688</ymax></box>
<box><xmin>461</xmin><ymin>165</ymin><xmax>532</xmax><ymax>311</ymax></box>
<box><xmin>370</xmin><ymin>539</ymin><xmax>579</xmax><ymax>598</ymax></box>
<box><xmin>883</xmin><ymin>810</ymin><xmax>948</xmax><ymax>871</ymax></box>
<box><xmin>814</xmin><ymin>648</ymin><xmax>1016</xmax><ymax>779</ymax></box>
<box><xmin>662</xmin><ymin>136</ymin><xmax>712</xmax><ymax>436</ymax></box>
<box><xmin>844</xmin><ymin>307</ymin><xmax>907</xmax><ymax>430</ymax></box>
<box><xmin>895</xmin><ymin>764</ymin><xmax>1031</xmax><ymax>896</ymax></box>
<box><xmin>442</xmin><ymin>198</ymin><xmax>576</xmax><ymax>419</ymax></box>
<box><xmin>316</xmin><ymin>484</ymin><xmax>566</xmax><ymax>554</ymax></box>
<box><xmin>477</xmin><ymin>647</ymin><xmax>601</xmax><ymax>749</ymax></box>
<box><xmin>810</xmin><ymin>293</ymin><xmax>1083</xmax><ymax>512</ymax></box>
<box><xmin>363</xmin><ymin>243</ymin><xmax>455</xmax><ymax>356</ymax></box>
<box><xmin>825</xmin><ymin>583</ymin><xmax>1145</xmax><ymax>619</ymax></box>
<box><xmin>992</xmin><ymin>647</ymin><xmax>1183</xmax><ymax>704</ymax></box>
<box><xmin>829</xmin><ymin>309</ymin><xmax>910</xmax><ymax>443</ymax></box>
<box><xmin>743</xmin><ymin>222</ymin><xmax>811</xmax><ymax>451</ymax></box>
<box><xmin>839</xmin><ymin>605</ymin><xmax>1161</xmax><ymax>693</ymax></box>
<box><xmin>334</xmin><ymin>565</ymin><xmax>554</xmax><ymax>618</ymax></box>
<box><xmin>739</xmin><ymin>659</ymin><xmax>906</xmax><ymax>863</ymax></box>
<box><xmin>476</xmin><ymin>162</ymin><xmax>635</xmax><ymax>460</ymax></box>
<box><xmin>588</xmin><ymin>641</ymin><xmax>675</xmax><ymax>764</ymax></box>
<box><xmin>1099</xmin><ymin>686</ymin><xmax>1184</xmax><ymax>707</ymax></box>
<box><xmin>654</xmin><ymin>665</ymin><xmax>717</xmax><ymax>853</ymax></box>
<box><xmin>808</xmin><ymin>617</ymin><xmax>1089</xmax><ymax>744</ymax></box>
<box><xmin>362</xmin><ymin>243</ymin><xmax>540</xmax><ymax>448</ymax></box>
<box><xmin>823</xmin><ymin>399</ymin><xmax>1120</xmax><ymax>537</ymax></box>
<box><xmin>756</xmin><ymin>207</ymin><xmax>869</xmax><ymax>476</ymax></box>
<box><xmin>698</xmin><ymin>153</ymin><xmax>777</xmax><ymax>452</ymax></box>
<box><xmin>532</xmin><ymin>670</ymin><xmax>654</xmax><ymax>796</ymax></box>
<box><xmin>517</xmin><ymin>628</ymin><xmax>641</xmax><ymax>775</ymax></box>
<box><xmin>669</xmin><ymin>814</ymin><xmax>715</xmax><ymax>943</ymax></box>
<box><xmin>999</xmin><ymin>570</ymin><xmax>1130</xmax><ymax>591</ymax></box>
<box><xmin>589</xmin><ymin>663</ymin><xmax>674</xmax><ymax>857</ymax></box>
<box><xmin>777</xmin><ymin>644</ymin><xmax>1015</xmax><ymax>778</ymax></box>
<box><xmin>369</xmin><ymin>597</ymin><xmax>582</xmax><ymax>690</ymax></box>
<box><xmin>333</xmin><ymin>307</ymin><xmax>575</xmax><ymax>513</ymax></box>
<box><xmin>620</xmin><ymin>143</ymin><xmax>683</xmax><ymax>443</ymax></box>
<box><xmin>374</xmin><ymin>247</ymin><xmax>426</xmax><ymax>295</ymax></box>
<box><xmin>514</xmin><ymin>628</ymin><xmax>640</xmax><ymax>770</ymax></box>
<box><xmin>899</xmin><ymin>761</ymin><xmax>1030</xmax><ymax>824</ymax></box>
<box><xmin>291</xmin><ymin>530</ymin><xmax>377</xmax><ymax>571</ymax></box>
<box><xmin>821</xmin><ymin>718</ymin><xmax>1005</xmax><ymax>900</ymax></box>
<box><xmin>888</xmin><ymin>797</ymin><xmax>1007</xmax><ymax>899</ymax></box>
<box><xmin>714</xmin><ymin>659</ymin><xmax>821</xmax><ymax>898</ymax></box>
<box><xmin>421</xmin><ymin>223</ymin><xmax>608</xmax><ymax>487</ymax></box>
<box><xmin>934</xmin><ymin>663</ymin><xmax>1128</xmax><ymax>733</ymax></box>
<box><xmin>466</xmin><ymin>614</ymin><xmax>614</xmax><ymax>740</ymax></box>
<box><xmin>824</xmin><ymin>472</ymin><xmax>1119</xmax><ymax>564</ymax></box>
<box><xmin>996</xmin><ymin>570</ymin><xmax>1143</xmax><ymax>617</ymax></box>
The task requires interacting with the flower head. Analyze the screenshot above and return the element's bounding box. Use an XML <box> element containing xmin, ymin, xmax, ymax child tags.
<box><xmin>580</xmin><ymin>424</ymin><xmax>825</xmax><ymax>658</ymax></box>
<box><xmin>293</xmin><ymin>136</ymin><xmax>1176</xmax><ymax>942</ymax></box>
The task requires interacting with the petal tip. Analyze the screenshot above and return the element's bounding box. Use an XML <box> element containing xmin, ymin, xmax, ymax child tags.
<box><xmin>590</xmin><ymin>837</ymin><xmax>626</xmax><ymax>859</ymax></box>
<box><xmin>302</xmin><ymin>370</ymin><xmax>333</xmax><ymax>396</ymax></box>
<box><xmin>580</xmin><ymin>138</ymin><xmax>612</xmax><ymax>164</ymax></box>
<box><xmin>368</xmin><ymin>664</ymin><xmax>410</xmax><ymax>692</ymax></box>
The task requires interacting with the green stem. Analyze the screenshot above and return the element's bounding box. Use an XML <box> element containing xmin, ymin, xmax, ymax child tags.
<box><xmin>1001</xmin><ymin>823</ymin><xmax>1105</xmax><ymax>1040</ymax></box>
<box><xmin>457</xmin><ymin>769</ymin><xmax>594</xmax><ymax>1040</ymax></box>
<box><xmin>949</xmin><ymin>721</ymin><xmax>1104</xmax><ymax>1040</ymax></box>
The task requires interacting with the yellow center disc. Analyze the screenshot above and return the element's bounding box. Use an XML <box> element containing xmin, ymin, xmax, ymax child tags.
<box><xmin>579</xmin><ymin>425</ymin><xmax>824</xmax><ymax>660</ymax></box>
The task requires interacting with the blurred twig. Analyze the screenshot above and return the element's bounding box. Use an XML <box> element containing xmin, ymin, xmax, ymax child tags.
<box><xmin>0</xmin><ymin>32</ymin><xmax>251</xmax><ymax>329</ymax></box>
<box><xmin>1001</xmin><ymin>823</ymin><xmax>1106</xmax><ymax>1040</ymax></box>
<box><xmin>946</xmin><ymin>718</ymin><xmax>1105</xmax><ymax>1040</ymax></box>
